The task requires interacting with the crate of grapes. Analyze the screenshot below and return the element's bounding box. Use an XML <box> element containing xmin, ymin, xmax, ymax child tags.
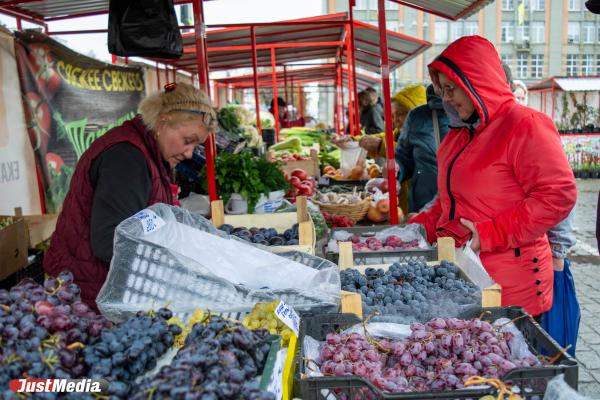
<box><xmin>324</xmin><ymin>225</ymin><xmax>437</xmax><ymax>265</ymax></box>
<box><xmin>337</xmin><ymin>238</ymin><xmax>502</xmax><ymax>321</ymax></box>
<box><xmin>294</xmin><ymin>308</ymin><xmax>578</xmax><ymax>400</ymax></box>
<box><xmin>211</xmin><ymin>196</ymin><xmax>316</xmax><ymax>255</ymax></box>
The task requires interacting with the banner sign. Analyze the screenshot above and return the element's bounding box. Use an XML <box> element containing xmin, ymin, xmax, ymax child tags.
<box><xmin>14</xmin><ymin>31</ymin><xmax>145</xmax><ymax>213</ymax></box>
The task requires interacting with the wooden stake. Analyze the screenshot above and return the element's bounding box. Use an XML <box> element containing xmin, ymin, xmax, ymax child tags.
<box><xmin>338</xmin><ymin>241</ymin><xmax>354</xmax><ymax>269</ymax></box>
<box><xmin>211</xmin><ymin>200</ymin><xmax>225</xmax><ymax>228</ymax></box>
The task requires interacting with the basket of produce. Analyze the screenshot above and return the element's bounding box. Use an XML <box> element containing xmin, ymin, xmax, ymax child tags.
<box><xmin>294</xmin><ymin>308</ymin><xmax>578</xmax><ymax>399</ymax></box>
<box><xmin>313</xmin><ymin>189</ymin><xmax>371</xmax><ymax>224</ymax></box>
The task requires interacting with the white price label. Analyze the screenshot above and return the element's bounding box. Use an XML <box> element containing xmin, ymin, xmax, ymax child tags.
<box><xmin>133</xmin><ymin>209</ymin><xmax>166</xmax><ymax>235</ymax></box>
<box><xmin>274</xmin><ymin>300</ymin><xmax>300</xmax><ymax>337</ymax></box>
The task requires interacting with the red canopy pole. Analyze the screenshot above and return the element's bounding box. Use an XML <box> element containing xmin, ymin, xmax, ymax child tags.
<box><xmin>192</xmin><ymin>0</ymin><xmax>217</xmax><ymax>202</ymax></box>
<box><xmin>348</xmin><ymin>0</ymin><xmax>361</xmax><ymax>134</ymax></box>
<box><xmin>377</xmin><ymin>0</ymin><xmax>399</xmax><ymax>225</ymax></box>
<box><xmin>164</xmin><ymin>64</ymin><xmax>170</xmax><ymax>84</ymax></box>
<box><xmin>156</xmin><ymin>62</ymin><xmax>161</xmax><ymax>89</ymax></box>
<box><xmin>213</xmin><ymin>81</ymin><xmax>219</xmax><ymax>107</ymax></box>
<box><xmin>345</xmin><ymin>34</ymin><xmax>355</xmax><ymax>137</ymax></box>
<box><xmin>284</xmin><ymin>66</ymin><xmax>289</xmax><ymax>122</ymax></box>
<box><xmin>336</xmin><ymin>64</ymin><xmax>342</xmax><ymax>135</ymax></box>
<box><xmin>290</xmin><ymin>77</ymin><xmax>295</xmax><ymax>119</ymax></box>
<box><xmin>298</xmin><ymin>86</ymin><xmax>303</xmax><ymax>119</ymax></box>
<box><xmin>172</xmin><ymin>67</ymin><xmax>177</xmax><ymax>83</ymax></box>
<box><xmin>16</xmin><ymin>17</ymin><xmax>22</xmax><ymax>30</ymax></box>
<box><xmin>340</xmin><ymin>68</ymin><xmax>346</xmax><ymax>132</ymax></box>
<box><xmin>250</xmin><ymin>26</ymin><xmax>262</xmax><ymax>135</ymax></box>
<box><xmin>271</xmin><ymin>47</ymin><xmax>280</xmax><ymax>142</ymax></box>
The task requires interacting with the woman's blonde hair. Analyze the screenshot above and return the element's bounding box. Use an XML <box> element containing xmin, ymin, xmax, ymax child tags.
<box><xmin>138</xmin><ymin>82</ymin><xmax>218</xmax><ymax>132</ymax></box>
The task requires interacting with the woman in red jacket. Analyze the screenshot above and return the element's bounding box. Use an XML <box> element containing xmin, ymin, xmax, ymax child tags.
<box><xmin>410</xmin><ymin>36</ymin><xmax>577</xmax><ymax>317</ymax></box>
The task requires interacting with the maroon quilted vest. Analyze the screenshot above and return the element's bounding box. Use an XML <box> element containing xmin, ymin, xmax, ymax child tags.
<box><xmin>44</xmin><ymin>116</ymin><xmax>173</xmax><ymax>311</ymax></box>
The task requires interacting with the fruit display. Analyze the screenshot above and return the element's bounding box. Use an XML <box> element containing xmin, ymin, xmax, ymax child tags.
<box><xmin>316</xmin><ymin>316</ymin><xmax>541</xmax><ymax>394</ymax></box>
<box><xmin>218</xmin><ymin>223</ymin><xmax>300</xmax><ymax>246</ymax></box>
<box><xmin>132</xmin><ymin>315</ymin><xmax>275</xmax><ymax>400</ymax></box>
<box><xmin>344</xmin><ymin>234</ymin><xmax>421</xmax><ymax>252</ymax></box>
<box><xmin>243</xmin><ymin>300</ymin><xmax>294</xmax><ymax>347</ymax></box>
<box><xmin>285</xmin><ymin>168</ymin><xmax>316</xmax><ymax>200</ymax></box>
<box><xmin>340</xmin><ymin>260</ymin><xmax>481</xmax><ymax>322</ymax></box>
<box><xmin>314</xmin><ymin>190</ymin><xmax>368</xmax><ymax>206</ymax></box>
<box><xmin>321</xmin><ymin>211</ymin><xmax>354</xmax><ymax>228</ymax></box>
<box><xmin>271</xmin><ymin>152</ymin><xmax>313</xmax><ymax>161</ymax></box>
<box><xmin>366</xmin><ymin>189</ymin><xmax>391</xmax><ymax>223</ymax></box>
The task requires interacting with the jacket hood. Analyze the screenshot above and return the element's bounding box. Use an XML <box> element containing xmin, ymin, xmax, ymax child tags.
<box><xmin>428</xmin><ymin>35</ymin><xmax>515</xmax><ymax>129</ymax></box>
<box><xmin>425</xmin><ymin>84</ymin><xmax>444</xmax><ymax>111</ymax></box>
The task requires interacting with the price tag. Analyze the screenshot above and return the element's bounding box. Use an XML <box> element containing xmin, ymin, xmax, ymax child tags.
<box><xmin>133</xmin><ymin>209</ymin><xmax>166</xmax><ymax>235</ymax></box>
<box><xmin>274</xmin><ymin>300</ymin><xmax>300</xmax><ymax>337</ymax></box>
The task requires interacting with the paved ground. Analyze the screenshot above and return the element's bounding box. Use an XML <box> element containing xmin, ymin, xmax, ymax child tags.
<box><xmin>568</xmin><ymin>179</ymin><xmax>600</xmax><ymax>397</ymax></box>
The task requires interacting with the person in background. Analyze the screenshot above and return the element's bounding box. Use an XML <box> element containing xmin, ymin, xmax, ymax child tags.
<box><xmin>269</xmin><ymin>97</ymin><xmax>304</xmax><ymax>128</ymax></box>
<box><xmin>359</xmin><ymin>88</ymin><xmax>385</xmax><ymax>134</ymax></box>
<box><xmin>359</xmin><ymin>85</ymin><xmax>427</xmax><ymax>213</ymax></box>
<box><xmin>395</xmin><ymin>84</ymin><xmax>450</xmax><ymax>214</ymax></box>
<box><xmin>409</xmin><ymin>36</ymin><xmax>577</xmax><ymax>317</ymax></box>
<box><xmin>513</xmin><ymin>80</ymin><xmax>528</xmax><ymax>106</ymax></box>
<box><xmin>44</xmin><ymin>83</ymin><xmax>217</xmax><ymax>310</ymax></box>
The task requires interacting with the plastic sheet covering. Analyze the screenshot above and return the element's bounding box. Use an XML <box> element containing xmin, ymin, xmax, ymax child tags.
<box><xmin>543</xmin><ymin>374</ymin><xmax>594</xmax><ymax>400</ymax></box>
<box><xmin>96</xmin><ymin>204</ymin><xmax>340</xmax><ymax>322</ymax></box>
<box><xmin>327</xmin><ymin>224</ymin><xmax>429</xmax><ymax>253</ymax></box>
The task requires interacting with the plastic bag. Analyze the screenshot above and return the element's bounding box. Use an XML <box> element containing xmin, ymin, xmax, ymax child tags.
<box><xmin>108</xmin><ymin>0</ymin><xmax>183</xmax><ymax>58</ymax></box>
<box><xmin>339</xmin><ymin>142</ymin><xmax>367</xmax><ymax>178</ymax></box>
<box><xmin>455</xmin><ymin>240</ymin><xmax>495</xmax><ymax>289</ymax></box>
<box><xmin>327</xmin><ymin>224</ymin><xmax>429</xmax><ymax>253</ymax></box>
<box><xmin>97</xmin><ymin>204</ymin><xmax>340</xmax><ymax>322</ymax></box>
<box><xmin>179</xmin><ymin>193</ymin><xmax>210</xmax><ymax>217</ymax></box>
<box><xmin>302</xmin><ymin>335</ymin><xmax>325</xmax><ymax>377</ymax></box>
<box><xmin>342</xmin><ymin>322</ymin><xmax>412</xmax><ymax>341</ymax></box>
<box><xmin>494</xmin><ymin>318</ymin><xmax>540</xmax><ymax>363</ymax></box>
<box><xmin>543</xmin><ymin>374</ymin><xmax>593</xmax><ymax>400</ymax></box>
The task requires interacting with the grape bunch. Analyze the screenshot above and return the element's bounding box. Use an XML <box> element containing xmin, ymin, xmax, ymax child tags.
<box><xmin>0</xmin><ymin>271</ymin><xmax>113</xmax><ymax>399</ymax></box>
<box><xmin>318</xmin><ymin>317</ymin><xmax>541</xmax><ymax>395</ymax></box>
<box><xmin>341</xmin><ymin>260</ymin><xmax>481</xmax><ymax>322</ymax></box>
<box><xmin>82</xmin><ymin>308</ymin><xmax>180</xmax><ymax>397</ymax></box>
<box><xmin>243</xmin><ymin>300</ymin><xmax>294</xmax><ymax>346</ymax></box>
<box><xmin>218</xmin><ymin>223</ymin><xmax>300</xmax><ymax>246</ymax></box>
<box><xmin>132</xmin><ymin>315</ymin><xmax>276</xmax><ymax>400</ymax></box>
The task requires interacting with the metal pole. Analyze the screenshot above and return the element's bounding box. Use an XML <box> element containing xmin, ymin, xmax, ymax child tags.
<box><xmin>192</xmin><ymin>0</ymin><xmax>217</xmax><ymax>202</ymax></box>
<box><xmin>16</xmin><ymin>17</ymin><xmax>22</xmax><ymax>30</ymax></box>
<box><xmin>298</xmin><ymin>86</ymin><xmax>303</xmax><ymax>119</ymax></box>
<box><xmin>290</xmin><ymin>77</ymin><xmax>295</xmax><ymax>120</ymax></box>
<box><xmin>213</xmin><ymin>81</ymin><xmax>219</xmax><ymax>107</ymax></box>
<box><xmin>377</xmin><ymin>0</ymin><xmax>399</xmax><ymax>225</ymax></box>
<box><xmin>346</xmin><ymin>35</ymin><xmax>355</xmax><ymax>137</ymax></box>
<box><xmin>165</xmin><ymin>63</ymin><xmax>170</xmax><ymax>84</ymax></box>
<box><xmin>349</xmin><ymin>1</ymin><xmax>361</xmax><ymax>134</ymax></box>
<box><xmin>271</xmin><ymin>47</ymin><xmax>280</xmax><ymax>142</ymax></box>
<box><xmin>172</xmin><ymin>67</ymin><xmax>177</xmax><ymax>83</ymax></box>
<box><xmin>156</xmin><ymin>62</ymin><xmax>161</xmax><ymax>89</ymax></box>
<box><xmin>250</xmin><ymin>26</ymin><xmax>262</xmax><ymax>135</ymax></box>
<box><xmin>335</xmin><ymin>64</ymin><xmax>342</xmax><ymax>136</ymax></box>
<box><xmin>340</xmin><ymin>67</ymin><xmax>346</xmax><ymax>133</ymax></box>
<box><xmin>284</xmin><ymin>66</ymin><xmax>289</xmax><ymax>124</ymax></box>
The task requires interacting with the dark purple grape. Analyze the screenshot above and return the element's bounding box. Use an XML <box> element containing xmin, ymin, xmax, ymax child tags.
<box><xmin>57</xmin><ymin>271</ymin><xmax>74</xmax><ymax>284</ymax></box>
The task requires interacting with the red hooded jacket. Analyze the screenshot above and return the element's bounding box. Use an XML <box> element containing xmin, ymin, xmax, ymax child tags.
<box><xmin>44</xmin><ymin>117</ymin><xmax>173</xmax><ymax>310</ymax></box>
<box><xmin>410</xmin><ymin>36</ymin><xmax>577</xmax><ymax>316</ymax></box>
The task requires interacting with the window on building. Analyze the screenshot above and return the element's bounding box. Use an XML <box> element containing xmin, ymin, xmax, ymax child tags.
<box><xmin>435</xmin><ymin>21</ymin><xmax>448</xmax><ymax>44</ymax></box>
<box><xmin>385</xmin><ymin>0</ymin><xmax>397</xmax><ymax>9</ymax></box>
<box><xmin>583</xmin><ymin>23</ymin><xmax>595</xmax><ymax>43</ymax></box>
<box><xmin>597</xmin><ymin>55</ymin><xmax>600</xmax><ymax>75</ymax></box>
<box><xmin>531</xmin><ymin>21</ymin><xmax>545</xmax><ymax>43</ymax></box>
<box><xmin>531</xmin><ymin>54</ymin><xmax>543</xmax><ymax>78</ymax></box>
<box><xmin>568</xmin><ymin>0</ymin><xmax>580</xmax><ymax>11</ymax></box>
<box><xmin>582</xmin><ymin>54</ymin><xmax>594</xmax><ymax>75</ymax></box>
<box><xmin>502</xmin><ymin>22</ymin><xmax>514</xmax><ymax>42</ymax></box>
<box><xmin>450</xmin><ymin>22</ymin><xmax>463</xmax><ymax>41</ymax></box>
<box><xmin>518</xmin><ymin>21</ymin><xmax>530</xmax><ymax>41</ymax></box>
<box><xmin>464</xmin><ymin>21</ymin><xmax>478</xmax><ymax>36</ymax></box>
<box><xmin>516</xmin><ymin>52</ymin><xmax>529</xmax><ymax>79</ymax></box>
<box><xmin>531</xmin><ymin>0</ymin><xmax>545</xmax><ymax>10</ymax></box>
<box><xmin>566</xmin><ymin>54</ymin><xmax>578</xmax><ymax>76</ymax></box>
<box><xmin>568</xmin><ymin>22</ymin><xmax>580</xmax><ymax>43</ymax></box>
<box><xmin>501</xmin><ymin>54</ymin><xmax>513</xmax><ymax>72</ymax></box>
<box><xmin>503</xmin><ymin>0</ymin><xmax>514</xmax><ymax>10</ymax></box>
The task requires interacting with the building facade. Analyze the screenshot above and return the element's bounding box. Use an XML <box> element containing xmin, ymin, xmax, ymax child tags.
<box><xmin>326</xmin><ymin>0</ymin><xmax>600</xmax><ymax>89</ymax></box>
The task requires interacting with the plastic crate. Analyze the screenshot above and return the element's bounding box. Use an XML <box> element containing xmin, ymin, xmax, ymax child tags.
<box><xmin>294</xmin><ymin>307</ymin><xmax>578</xmax><ymax>399</ymax></box>
<box><xmin>324</xmin><ymin>225</ymin><xmax>437</xmax><ymax>265</ymax></box>
<box><xmin>0</xmin><ymin>249</ymin><xmax>44</xmax><ymax>289</ymax></box>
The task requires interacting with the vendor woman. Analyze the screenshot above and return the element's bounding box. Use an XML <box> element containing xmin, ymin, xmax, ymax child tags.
<box><xmin>44</xmin><ymin>83</ymin><xmax>217</xmax><ymax>310</ymax></box>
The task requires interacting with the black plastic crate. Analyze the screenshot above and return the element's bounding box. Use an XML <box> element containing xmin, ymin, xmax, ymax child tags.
<box><xmin>294</xmin><ymin>307</ymin><xmax>578</xmax><ymax>399</ymax></box>
<box><xmin>324</xmin><ymin>225</ymin><xmax>437</xmax><ymax>265</ymax></box>
<box><xmin>0</xmin><ymin>249</ymin><xmax>44</xmax><ymax>289</ymax></box>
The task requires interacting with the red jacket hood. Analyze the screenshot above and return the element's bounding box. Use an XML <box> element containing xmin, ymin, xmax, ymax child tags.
<box><xmin>428</xmin><ymin>35</ymin><xmax>515</xmax><ymax>129</ymax></box>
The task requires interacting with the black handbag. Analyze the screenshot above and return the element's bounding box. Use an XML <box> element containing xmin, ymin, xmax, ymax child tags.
<box><xmin>108</xmin><ymin>0</ymin><xmax>183</xmax><ymax>59</ymax></box>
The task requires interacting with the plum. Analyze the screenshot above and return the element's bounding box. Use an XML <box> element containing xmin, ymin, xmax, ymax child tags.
<box><xmin>252</xmin><ymin>234</ymin><xmax>266</xmax><ymax>243</ymax></box>
<box><xmin>219</xmin><ymin>224</ymin><xmax>234</xmax><ymax>234</ymax></box>
<box><xmin>287</xmin><ymin>239</ymin><xmax>299</xmax><ymax>245</ymax></box>
<box><xmin>283</xmin><ymin>229</ymin><xmax>294</xmax><ymax>240</ymax></box>
<box><xmin>366</xmin><ymin>238</ymin><xmax>383</xmax><ymax>251</ymax></box>
<box><xmin>269</xmin><ymin>236</ymin><xmax>286</xmax><ymax>246</ymax></box>
<box><xmin>265</xmin><ymin>228</ymin><xmax>278</xmax><ymax>240</ymax></box>
<box><xmin>250</xmin><ymin>227</ymin><xmax>260</xmax><ymax>235</ymax></box>
<box><xmin>384</xmin><ymin>235</ymin><xmax>403</xmax><ymax>248</ymax></box>
<box><xmin>350</xmin><ymin>234</ymin><xmax>361</xmax><ymax>244</ymax></box>
<box><xmin>232</xmin><ymin>226</ymin><xmax>246</xmax><ymax>234</ymax></box>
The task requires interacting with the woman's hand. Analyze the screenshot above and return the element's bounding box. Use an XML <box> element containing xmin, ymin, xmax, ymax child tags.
<box><xmin>359</xmin><ymin>135</ymin><xmax>382</xmax><ymax>154</ymax></box>
<box><xmin>460</xmin><ymin>218</ymin><xmax>480</xmax><ymax>252</ymax></box>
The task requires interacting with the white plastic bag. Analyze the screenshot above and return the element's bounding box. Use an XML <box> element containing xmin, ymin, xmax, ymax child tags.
<box><xmin>455</xmin><ymin>240</ymin><xmax>495</xmax><ymax>289</ymax></box>
<box><xmin>543</xmin><ymin>374</ymin><xmax>594</xmax><ymax>400</ymax></box>
<box><xmin>97</xmin><ymin>204</ymin><xmax>340</xmax><ymax>322</ymax></box>
<box><xmin>179</xmin><ymin>192</ymin><xmax>210</xmax><ymax>216</ymax></box>
<box><xmin>339</xmin><ymin>142</ymin><xmax>367</xmax><ymax>177</ymax></box>
<box><xmin>342</xmin><ymin>322</ymin><xmax>412</xmax><ymax>341</ymax></box>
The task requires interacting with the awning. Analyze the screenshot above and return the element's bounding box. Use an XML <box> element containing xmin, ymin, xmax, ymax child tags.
<box><xmin>213</xmin><ymin>64</ymin><xmax>381</xmax><ymax>91</ymax></box>
<box><xmin>389</xmin><ymin>0</ymin><xmax>494</xmax><ymax>20</ymax></box>
<box><xmin>528</xmin><ymin>76</ymin><xmax>600</xmax><ymax>92</ymax></box>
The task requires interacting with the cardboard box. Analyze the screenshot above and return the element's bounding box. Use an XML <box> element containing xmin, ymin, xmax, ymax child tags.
<box><xmin>0</xmin><ymin>209</ymin><xmax>28</xmax><ymax>281</ymax></box>
<box><xmin>23</xmin><ymin>213</ymin><xmax>58</xmax><ymax>248</ymax></box>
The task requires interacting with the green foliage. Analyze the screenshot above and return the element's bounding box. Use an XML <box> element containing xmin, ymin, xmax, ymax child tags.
<box><xmin>200</xmin><ymin>151</ymin><xmax>288</xmax><ymax>213</ymax></box>
<box><xmin>46</xmin><ymin>164</ymin><xmax>74</xmax><ymax>214</ymax></box>
<box><xmin>0</xmin><ymin>217</ymin><xmax>13</xmax><ymax>229</ymax></box>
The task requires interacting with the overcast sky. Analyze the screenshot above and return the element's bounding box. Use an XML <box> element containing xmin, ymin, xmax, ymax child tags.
<box><xmin>0</xmin><ymin>0</ymin><xmax>325</xmax><ymax>62</ymax></box>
